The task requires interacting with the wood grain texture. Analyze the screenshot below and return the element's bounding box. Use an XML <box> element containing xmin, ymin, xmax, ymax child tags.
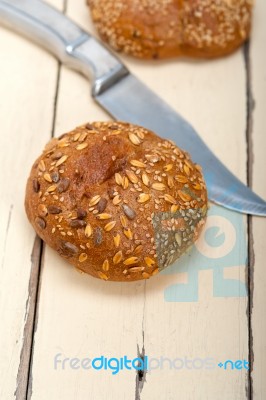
<box><xmin>0</xmin><ymin>1</ymin><xmax>62</xmax><ymax>399</ymax></box>
<box><xmin>0</xmin><ymin>0</ymin><xmax>265</xmax><ymax>399</ymax></box>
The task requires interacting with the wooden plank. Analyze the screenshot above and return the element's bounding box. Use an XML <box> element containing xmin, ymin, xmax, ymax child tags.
<box><xmin>138</xmin><ymin>54</ymin><xmax>249</xmax><ymax>399</ymax></box>
<box><xmin>249</xmin><ymin>0</ymin><xmax>266</xmax><ymax>398</ymax></box>
<box><xmin>28</xmin><ymin>2</ymin><xmax>143</xmax><ymax>399</ymax></box>
<box><xmin>28</xmin><ymin>2</ymin><xmax>251</xmax><ymax>400</ymax></box>
<box><xmin>0</xmin><ymin>1</ymin><xmax>63</xmax><ymax>399</ymax></box>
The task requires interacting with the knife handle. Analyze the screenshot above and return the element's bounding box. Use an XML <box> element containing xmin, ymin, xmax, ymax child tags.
<box><xmin>0</xmin><ymin>0</ymin><xmax>128</xmax><ymax>95</ymax></box>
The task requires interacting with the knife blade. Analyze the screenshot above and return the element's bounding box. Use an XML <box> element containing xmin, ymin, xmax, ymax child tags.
<box><xmin>0</xmin><ymin>0</ymin><xmax>265</xmax><ymax>216</ymax></box>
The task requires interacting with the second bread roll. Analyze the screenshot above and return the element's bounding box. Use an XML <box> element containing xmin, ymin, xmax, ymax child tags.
<box><xmin>87</xmin><ymin>0</ymin><xmax>253</xmax><ymax>59</ymax></box>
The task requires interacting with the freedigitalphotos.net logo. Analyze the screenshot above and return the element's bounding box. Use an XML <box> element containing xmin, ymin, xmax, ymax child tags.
<box><xmin>53</xmin><ymin>354</ymin><xmax>249</xmax><ymax>375</ymax></box>
<box><xmin>158</xmin><ymin>204</ymin><xmax>247</xmax><ymax>302</ymax></box>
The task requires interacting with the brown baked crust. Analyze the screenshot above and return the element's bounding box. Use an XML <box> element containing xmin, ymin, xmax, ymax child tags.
<box><xmin>87</xmin><ymin>0</ymin><xmax>253</xmax><ymax>59</ymax></box>
<box><xmin>25</xmin><ymin>122</ymin><xmax>207</xmax><ymax>281</ymax></box>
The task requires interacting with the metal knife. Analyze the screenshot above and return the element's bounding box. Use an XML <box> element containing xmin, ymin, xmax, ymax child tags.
<box><xmin>0</xmin><ymin>0</ymin><xmax>265</xmax><ymax>217</ymax></box>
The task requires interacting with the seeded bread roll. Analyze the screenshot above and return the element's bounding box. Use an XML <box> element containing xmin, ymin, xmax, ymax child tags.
<box><xmin>25</xmin><ymin>122</ymin><xmax>207</xmax><ymax>282</ymax></box>
<box><xmin>87</xmin><ymin>0</ymin><xmax>253</xmax><ymax>59</ymax></box>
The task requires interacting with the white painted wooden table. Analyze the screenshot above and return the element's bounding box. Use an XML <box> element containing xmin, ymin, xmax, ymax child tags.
<box><xmin>0</xmin><ymin>1</ymin><xmax>266</xmax><ymax>399</ymax></box>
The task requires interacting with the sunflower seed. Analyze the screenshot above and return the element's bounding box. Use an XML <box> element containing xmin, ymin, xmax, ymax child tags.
<box><xmin>44</xmin><ymin>173</ymin><xmax>52</xmax><ymax>183</ymax></box>
<box><xmin>38</xmin><ymin>160</ymin><xmax>46</xmax><ymax>172</ymax></box>
<box><xmin>76</xmin><ymin>142</ymin><xmax>88</xmax><ymax>150</ymax></box>
<box><xmin>73</xmin><ymin>132</ymin><xmax>81</xmax><ymax>141</ymax></box>
<box><xmin>47</xmin><ymin>185</ymin><xmax>57</xmax><ymax>192</ymax></box>
<box><xmin>55</xmin><ymin>155</ymin><xmax>68</xmax><ymax>167</ymax></box>
<box><xmin>79</xmin><ymin>132</ymin><xmax>88</xmax><ymax>142</ymax></box>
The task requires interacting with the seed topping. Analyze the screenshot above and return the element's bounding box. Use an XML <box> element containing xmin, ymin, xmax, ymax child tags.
<box><xmin>137</xmin><ymin>193</ymin><xmax>150</xmax><ymax>203</ymax></box>
<box><xmin>47</xmin><ymin>205</ymin><xmax>62</xmax><ymax>214</ymax></box>
<box><xmin>96</xmin><ymin>213</ymin><xmax>112</xmax><ymax>220</ymax></box>
<box><xmin>122</xmin><ymin>204</ymin><xmax>136</xmax><ymax>220</ymax></box>
<box><xmin>130</xmin><ymin>160</ymin><xmax>146</xmax><ymax>168</ymax></box>
<box><xmin>35</xmin><ymin>216</ymin><xmax>46</xmax><ymax>229</ymax></box>
<box><xmin>79</xmin><ymin>253</ymin><xmax>88</xmax><ymax>262</ymax></box>
<box><xmin>126</xmin><ymin>169</ymin><xmax>138</xmax><ymax>183</ymax></box>
<box><xmin>113</xmin><ymin>250</ymin><xmax>123</xmax><ymax>264</ymax></box>
<box><xmin>102</xmin><ymin>259</ymin><xmax>109</xmax><ymax>271</ymax></box>
<box><xmin>104</xmin><ymin>221</ymin><xmax>117</xmax><ymax>232</ymax></box>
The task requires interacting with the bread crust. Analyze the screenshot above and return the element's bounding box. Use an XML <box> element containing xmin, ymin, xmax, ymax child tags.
<box><xmin>87</xmin><ymin>0</ymin><xmax>253</xmax><ymax>59</ymax></box>
<box><xmin>25</xmin><ymin>122</ymin><xmax>207</xmax><ymax>281</ymax></box>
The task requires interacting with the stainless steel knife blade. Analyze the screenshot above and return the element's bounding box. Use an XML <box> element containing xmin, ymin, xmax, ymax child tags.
<box><xmin>0</xmin><ymin>0</ymin><xmax>265</xmax><ymax>216</ymax></box>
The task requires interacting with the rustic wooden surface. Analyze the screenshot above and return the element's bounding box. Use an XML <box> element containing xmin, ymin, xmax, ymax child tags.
<box><xmin>0</xmin><ymin>0</ymin><xmax>265</xmax><ymax>399</ymax></box>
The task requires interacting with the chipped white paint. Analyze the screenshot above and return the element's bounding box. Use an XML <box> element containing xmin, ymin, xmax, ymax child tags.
<box><xmin>0</xmin><ymin>0</ymin><xmax>265</xmax><ymax>399</ymax></box>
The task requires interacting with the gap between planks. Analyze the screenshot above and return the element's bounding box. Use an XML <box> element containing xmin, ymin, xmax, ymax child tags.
<box><xmin>243</xmin><ymin>40</ymin><xmax>255</xmax><ymax>400</ymax></box>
